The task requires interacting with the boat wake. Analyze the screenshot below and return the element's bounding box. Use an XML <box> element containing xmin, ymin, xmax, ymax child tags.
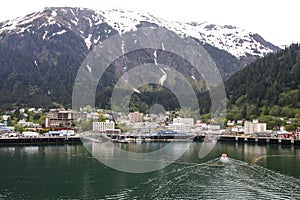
<box><xmin>105</xmin><ymin>158</ymin><xmax>300</xmax><ymax>199</ymax></box>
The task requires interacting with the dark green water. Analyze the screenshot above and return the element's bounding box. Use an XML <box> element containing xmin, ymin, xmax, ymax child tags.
<box><xmin>0</xmin><ymin>142</ymin><xmax>300</xmax><ymax>199</ymax></box>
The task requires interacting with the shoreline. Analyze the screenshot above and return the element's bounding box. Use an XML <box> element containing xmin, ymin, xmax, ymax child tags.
<box><xmin>0</xmin><ymin>135</ymin><xmax>299</xmax><ymax>147</ymax></box>
<box><xmin>219</xmin><ymin>135</ymin><xmax>300</xmax><ymax>147</ymax></box>
<box><xmin>0</xmin><ymin>136</ymin><xmax>82</xmax><ymax>145</ymax></box>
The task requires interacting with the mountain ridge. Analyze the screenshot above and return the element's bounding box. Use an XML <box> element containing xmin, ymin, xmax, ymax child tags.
<box><xmin>0</xmin><ymin>7</ymin><xmax>279</xmax><ymax>58</ymax></box>
<box><xmin>0</xmin><ymin>7</ymin><xmax>280</xmax><ymax>110</ymax></box>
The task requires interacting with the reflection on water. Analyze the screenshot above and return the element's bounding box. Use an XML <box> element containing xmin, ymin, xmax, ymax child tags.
<box><xmin>83</xmin><ymin>137</ymin><xmax>191</xmax><ymax>173</ymax></box>
<box><xmin>22</xmin><ymin>146</ymin><xmax>39</xmax><ymax>154</ymax></box>
<box><xmin>0</xmin><ymin>143</ymin><xmax>299</xmax><ymax>199</ymax></box>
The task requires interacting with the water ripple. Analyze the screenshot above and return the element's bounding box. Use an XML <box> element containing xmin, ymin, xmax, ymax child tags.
<box><xmin>112</xmin><ymin>158</ymin><xmax>300</xmax><ymax>199</ymax></box>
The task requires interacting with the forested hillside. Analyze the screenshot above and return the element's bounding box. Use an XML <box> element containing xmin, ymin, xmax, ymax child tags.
<box><xmin>226</xmin><ymin>44</ymin><xmax>300</xmax><ymax>119</ymax></box>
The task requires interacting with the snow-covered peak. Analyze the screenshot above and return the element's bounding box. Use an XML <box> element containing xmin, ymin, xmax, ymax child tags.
<box><xmin>0</xmin><ymin>7</ymin><xmax>278</xmax><ymax>58</ymax></box>
<box><xmin>176</xmin><ymin>21</ymin><xmax>275</xmax><ymax>58</ymax></box>
<box><xmin>0</xmin><ymin>11</ymin><xmax>42</xmax><ymax>33</ymax></box>
<box><xmin>93</xmin><ymin>8</ymin><xmax>277</xmax><ymax>58</ymax></box>
<box><xmin>96</xmin><ymin>9</ymin><xmax>163</xmax><ymax>34</ymax></box>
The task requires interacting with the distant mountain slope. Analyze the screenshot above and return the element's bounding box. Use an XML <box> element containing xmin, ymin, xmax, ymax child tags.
<box><xmin>198</xmin><ymin>44</ymin><xmax>300</xmax><ymax>120</ymax></box>
<box><xmin>225</xmin><ymin>44</ymin><xmax>300</xmax><ymax>118</ymax></box>
<box><xmin>227</xmin><ymin>44</ymin><xmax>300</xmax><ymax>105</ymax></box>
<box><xmin>0</xmin><ymin>7</ymin><xmax>280</xmax><ymax>110</ymax></box>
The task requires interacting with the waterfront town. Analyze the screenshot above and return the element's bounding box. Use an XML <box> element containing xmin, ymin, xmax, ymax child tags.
<box><xmin>0</xmin><ymin>107</ymin><xmax>300</xmax><ymax>143</ymax></box>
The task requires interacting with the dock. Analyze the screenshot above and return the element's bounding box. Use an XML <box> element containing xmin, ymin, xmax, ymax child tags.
<box><xmin>1</xmin><ymin>135</ymin><xmax>299</xmax><ymax>147</ymax></box>
<box><xmin>107</xmin><ymin>134</ymin><xmax>205</xmax><ymax>143</ymax></box>
<box><xmin>218</xmin><ymin>136</ymin><xmax>300</xmax><ymax>147</ymax></box>
<box><xmin>0</xmin><ymin>136</ymin><xmax>82</xmax><ymax>145</ymax></box>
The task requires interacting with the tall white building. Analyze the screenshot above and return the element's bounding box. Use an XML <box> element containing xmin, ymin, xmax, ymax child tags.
<box><xmin>244</xmin><ymin>119</ymin><xmax>266</xmax><ymax>135</ymax></box>
<box><xmin>168</xmin><ymin>117</ymin><xmax>194</xmax><ymax>133</ymax></box>
<box><xmin>168</xmin><ymin>123</ymin><xmax>191</xmax><ymax>133</ymax></box>
<box><xmin>93</xmin><ymin>120</ymin><xmax>115</xmax><ymax>132</ymax></box>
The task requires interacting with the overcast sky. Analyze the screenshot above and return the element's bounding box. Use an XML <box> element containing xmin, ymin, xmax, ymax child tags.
<box><xmin>0</xmin><ymin>0</ymin><xmax>299</xmax><ymax>47</ymax></box>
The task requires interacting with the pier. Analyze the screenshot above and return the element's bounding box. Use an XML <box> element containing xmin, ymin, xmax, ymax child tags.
<box><xmin>1</xmin><ymin>135</ymin><xmax>299</xmax><ymax>147</ymax></box>
<box><xmin>219</xmin><ymin>136</ymin><xmax>300</xmax><ymax>147</ymax></box>
<box><xmin>0</xmin><ymin>136</ymin><xmax>82</xmax><ymax>145</ymax></box>
<box><xmin>107</xmin><ymin>134</ymin><xmax>205</xmax><ymax>143</ymax></box>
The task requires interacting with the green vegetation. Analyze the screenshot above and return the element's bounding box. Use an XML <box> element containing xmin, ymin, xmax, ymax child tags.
<box><xmin>225</xmin><ymin>44</ymin><xmax>300</xmax><ymax>119</ymax></box>
<box><xmin>197</xmin><ymin>44</ymin><xmax>300</xmax><ymax>129</ymax></box>
<box><xmin>14</xmin><ymin>124</ymin><xmax>25</xmax><ymax>133</ymax></box>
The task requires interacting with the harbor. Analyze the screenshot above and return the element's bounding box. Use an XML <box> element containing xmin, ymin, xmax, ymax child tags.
<box><xmin>107</xmin><ymin>133</ymin><xmax>205</xmax><ymax>143</ymax></box>
<box><xmin>2</xmin><ymin>133</ymin><xmax>300</xmax><ymax>147</ymax></box>
<box><xmin>219</xmin><ymin>135</ymin><xmax>300</xmax><ymax>146</ymax></box>
<box><xmin>107</xmin><ymin>134</ymin><xmax>300</xmax><ymax>147</ymax></box>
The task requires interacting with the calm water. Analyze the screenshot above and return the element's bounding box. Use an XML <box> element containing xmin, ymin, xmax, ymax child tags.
<box><xmin>0</xmin><ymin>142</ymin><xmax>300</xmax><ymax>199</ymax></box>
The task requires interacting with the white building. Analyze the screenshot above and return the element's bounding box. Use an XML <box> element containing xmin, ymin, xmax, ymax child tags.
<box><xmin>244</xmin><ymin>119</ymin><xmax>267</xmax><ymax>135</ymax></box>
<box><xmin>227</xmin><ymin>120</ymin><xmax>235</xmax><ymax>126</ymax></box>
<box><xmin>195</xmin><ymin>121</ymin><xmax>208</xmax><ymax>131</ymax></box>
<box><xmin>207</xmin><ymin>124</ymin><xmax>221</xmax><ymax>130</ymax></box>
<box><xmin>22</xmin><ymin>131</ymin><xmax>39</xmax><ymax>137</ymax></box>
<box><xmin>2</xmin><ymin>115</ymin><xmax>10</xmax><ymax>121</ymax></box>
<box><xmin>130</xmin><ymin>122</ymin><xmax>158</xmax><ymax>133</ymax></box>
<box><xmin>237</xmin><ymin>120</ymin><xmax>244</xmax><ymax>125</ymax></box>
<box><xmin>168</xmin><ymin>118</ymin><xmax>194</xmax><ymax>133</ymax></box>
<box><xmin>17</xmin><ymin>119</ymin><xmax>40</xmax><ymax>128</ymax></box>
<box><xmin>231</xmin><ymin>126</ymin><xmax>244</xmax><ymax>133</ymax></box>
<box><xmin>173</xmin><ymin>117</ymin><xmax>194</xmax><ymax>126</ymax></box>
<box><xmin>87</xmin><ymin>112</ymin><xmax>99</xmax><ymax>120</ymax></box>
<box><xmin>168</xmin><ymin>123</ymin><xmax>191</xmax><ymax>133</ymax></box>
<box><xmin>93</xmin><ymin>120</ymin><xmax>115</xmax><ymax>132</ymax></box>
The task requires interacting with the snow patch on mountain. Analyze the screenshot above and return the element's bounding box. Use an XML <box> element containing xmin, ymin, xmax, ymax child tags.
<box><xmin>42</xmin><ymin>31</ymin><xmax>48</xmax><ymax>40</ymax></box>
<box><xmin>86</xmin><ymin>64</ymin><xmax>92</xmax><ymax>73</ymax></box>
<box><xmin>159</xmin><ymin>67</ymin><xmax>167</xmax><ymax>86</ymax></box>
<box><xmin>96</xmin><ymin>9</ymin><xmax>161</xmax><ymax>34</ymax></box>
<box><xmin>0</xmin><ymin>7</ymin><xmax>278</xmax><ymax>58</ymax></box>
<box><xmin>52</xmin><ymin>29</ymin><xmax>66</xmax><ymax>37</ymax></box>
<box><xmin>153</xmin><ymin>50</ymin><xmax>158</xmax><ymax>66</ymax></box>
<box><xmin>96</xmin><ymin>9</ymin><xmax>275</xmax><ymax>58</ymax></box>
<box><xmin>85</xmin><ymin>34</ymin><xmax>92</xmax><ymax>49</ymax></box>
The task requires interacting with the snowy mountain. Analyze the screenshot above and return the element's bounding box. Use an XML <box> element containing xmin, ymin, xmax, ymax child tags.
<box><xmin>97</xmin><ymin>10</ymin><xmax>279</xmax><ymax>58</ymax></box>
<box><xmin>0</xmin><ymin>7</ymin><xmax>280</xmax><ymax>109</ymax></box>
<box><xmin>0</xmin><ymin>7</ymin><xmax>278</xmax><ymax>58</ymax></box>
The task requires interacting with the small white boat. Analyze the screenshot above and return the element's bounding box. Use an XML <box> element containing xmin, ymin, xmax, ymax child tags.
<box><xmin>220</xmin><ymin>153</ymin><xmax>230</xmax><ymax>164</ymax></box>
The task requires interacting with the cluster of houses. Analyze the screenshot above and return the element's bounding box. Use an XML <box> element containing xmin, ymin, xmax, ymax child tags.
<box><xmin>226</xmin><ymin>119</ymin><xmax>300</xmax><ymax>139</ymax></box>
<box><xmin>92</xmin><ymin>113</ymin><xmax>300</xmax><ymax>140</ymax></box>
<box><xmin>93</xmin><ymin>111</ymin><xmax>197</xmax><ymax>135</ymax></box>
<box><xmin>1</xmin><ymin>108</ymin><xmax>300</xmax><ymax>140</ymax></box>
